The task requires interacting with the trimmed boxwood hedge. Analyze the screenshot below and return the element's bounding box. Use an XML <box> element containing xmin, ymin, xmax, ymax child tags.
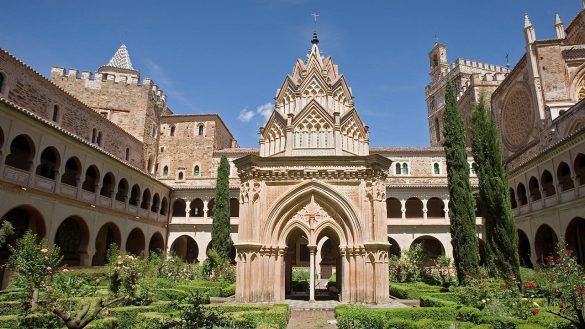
<box><xmin>389</xmin><ymin>282</ymin><xmax>443</xmax><ymax>299</ymax></box>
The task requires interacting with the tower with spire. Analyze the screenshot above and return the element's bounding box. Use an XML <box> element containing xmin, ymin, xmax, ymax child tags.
<box><xmin>50</xmin><ymin>44</ymin><xmax>166</xmax><ymax>173</ymax></box>
<box><xmin>259</xmin><ymin>32</ymin><xmax>369</xmax><ymax>157</ymax></box>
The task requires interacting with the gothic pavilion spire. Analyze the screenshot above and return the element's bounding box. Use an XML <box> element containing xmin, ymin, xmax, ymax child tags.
<box><xmin>105</xmin><ymin>44</ymin><xmax>134</xmax><ymax>71</ymax></box>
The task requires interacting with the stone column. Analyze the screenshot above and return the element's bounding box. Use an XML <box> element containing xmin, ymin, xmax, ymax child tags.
<box><xmin>203</xmin><ymin>200</ymin><xmax>209</xmax><ymax>219</ymax></box>
<box><xmin>422</xmin><ymin>198</ymin><xmax>428</xmax><ymax>221</ymax></box>
<box><xmin>185</xmin><ymin>200</ymin><xmax>191</xmax><ymax>218</ymax></box>
<box><xmin>309</xmin><ymin>246</ymin><xmax>316</xmax><ymax>302</ymax></box>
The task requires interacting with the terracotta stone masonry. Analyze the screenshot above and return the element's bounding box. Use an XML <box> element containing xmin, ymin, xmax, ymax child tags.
<box><xmin>0</xmin><ymin>5</ymin><xmax>585</xmax><ymax>303</ymax></box>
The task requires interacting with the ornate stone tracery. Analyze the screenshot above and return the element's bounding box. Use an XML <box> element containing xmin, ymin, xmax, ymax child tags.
<box><xmin>502</xmin><ymin>87</ymin><xmax>534</xmax><ymax>150</ymax></box>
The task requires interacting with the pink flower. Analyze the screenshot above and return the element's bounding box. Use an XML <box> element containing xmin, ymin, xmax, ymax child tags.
<box><xmin>40</xmin><ymin>248</ymin><xmax>48</xmax><ymax>253</ymax></box>
<box><xmin>62</xmin><ymin>268</ymin><xmax>69</xmax><ymax>273</ymax></box>
<box><xmin>524</xmin><ymin>282</ymin><xmax>536</xmax><ymax>289</ymax></box>
<box><xmin>564</xmin><ymin>249</ymin><xmax>574</xmax><ymax>255</ymax></box>
<box><xmin>501</xmin><ymin>284</ymin><xmax>510</xmax><ymax>289</ymax></box>
<box><xmin>46</xmin><ymin>266</ymin><xmax>52</xmax><ymax>271</ymax></box>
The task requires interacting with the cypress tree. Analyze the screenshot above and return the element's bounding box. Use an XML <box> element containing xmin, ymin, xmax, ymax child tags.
<box><xmin>471</xmin><ymin>96</ymin><xmax>520</xmax><ymax>280</ymax></box>
<box><xmin>211</xmin><ymin>155</ymin><xmax>233</xmax><ymax>260</ymax></box>
<box><xmin>443</xmin><ymin>83</ymin><xmax>480</xmax><ymax>283</ymax></box>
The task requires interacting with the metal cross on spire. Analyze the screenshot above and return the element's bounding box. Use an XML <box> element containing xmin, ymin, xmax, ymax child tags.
<box><xmin>312</xmin><ymin>12</ymin><xmax>319</xmax><ymax>31</ymax></box>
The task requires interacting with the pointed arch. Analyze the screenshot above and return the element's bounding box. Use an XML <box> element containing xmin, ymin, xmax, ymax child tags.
<box><xmin>263</xmin><ymin>181</ymin><xmax>363</xmax><ymax>248</ymax></box>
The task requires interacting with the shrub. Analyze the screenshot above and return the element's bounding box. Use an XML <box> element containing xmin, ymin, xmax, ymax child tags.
<box><xmin>389</xmin><ymin>244</ymin><xmax>428</xmax><ymax>283</ymax></box>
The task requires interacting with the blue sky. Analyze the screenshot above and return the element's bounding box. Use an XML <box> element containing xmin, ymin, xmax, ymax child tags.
<box><xmin>2</xmin><ymin>1</ymin><xmax>581</xmax><ymax>147</ymax></box>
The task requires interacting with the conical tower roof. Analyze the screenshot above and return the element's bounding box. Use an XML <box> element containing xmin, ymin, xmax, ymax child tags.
<box><xmin>105</xmin><ymin>44</ymin><xmax>134</xmax><ymax>70</ymax></box>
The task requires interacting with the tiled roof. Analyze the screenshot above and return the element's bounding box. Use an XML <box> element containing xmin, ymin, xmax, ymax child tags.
<box><xmin>105</xmin><ymin>44</ymin><xmax>134</xmax><ymax>70</ymax></box>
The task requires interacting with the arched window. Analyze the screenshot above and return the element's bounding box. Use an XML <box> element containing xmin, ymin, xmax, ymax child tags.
<box><xmin>125</xmin><ymin>148</ymin><xmax>130</xmax><ymax>161</ymax></box>
<box><xmin>198</xmin><ymin>125</ymin><xmax>204</xmax><ymax>136</ymax></box>
<box><xmin>402</xmin><ymin>163</ymin><xmax>409</xmax><ymax>175</ymax></box>
<box><xmin>96</xmin><ymin>132</ymin><xmax>102</xmax><ymax>146</ymax></box>
<box><xmin>61</xmin><ymin>157</ymin><xmax>81</xmax><ymax>187</ymax></box>
<box><xmin>541</xmin><ymin>170</ymin><xmax>556</xmax><ymax>197</ymax></box>
<box><xmin>470</xmin><ymin>162</ymin><xmax>478</xmax><ymax>175</ymax></box>
<box><xmin>170</xmin><ymin>126</ymin><xmax>176</xmax><ymax>137</ymax></box>
<box><xmin>91</xmin><ymin>129</ymin><xmax>97</xmax><ymax>144</ymax></box>
<box><xmin>517</xmin><ymin>183</ymin><xmax>528</xmax><ymax>206</ymax></box>
<box><xmin>129</xmin><ymin>185</ymin><xmax>140</xmax><ymax>206</ymax></box>
<box><xmin>528</xmin><ymin>176</ymin><xmax>541</xmax><ymax>201</ymax></box>
<box><xmin>36</xmin><ymin>147</ymin><xmax>60</xmax><ymax>179</ymax></box>
<box><xmin>52</xmin><ymin>105</ymin><xmax>59</xmax><ymax>122</ymax></box>
<box><xmin>557</xmin><ymin>162</ymin><xmax>574</xmax><ymax>192</ymax></box>
<box><xmin>100</xmin><ymin>172</ymin><xmax>115</xmax><ymax>198</ymax></box>
<box><xmin>163</xmin><ymin>166</ymin><xmax>169</xmax><ymax>176</ymax></box>
<box><xmin>82</xmin><ymin>165</ymin><xmax>100</xmax><ymax>192</ymax></box>
<box><xmin>575</xmin><ymin>153</ymin><xmax>585</xmax><ymax>186</ymax></box>
<box><xmin>193</xmin><ymin>165</ymin><xmax>200</xmax><ymax>176</ymax></box>
<box><xmin>433</xmin><ymin>163</ymin><xmax>440</xmax><ymax>175</ymax></box>
<box><xmin>395</xmin><ymin>163</ymin><xmax>402</xmax><ymax>175</ymax></box>
<box><xmin>0</xmin><ymin>73</ymin><xmax>4</xmax><ymax>94</ymax></box>
<box><xmin>5</xmin><ymin>135</ymin><xmax>35</xmax><ymax>171</ymax></box>
<box><xmin>178</xmin><ymin>171</ymin><xmax>184</xmax><ymax>180</ymax></box>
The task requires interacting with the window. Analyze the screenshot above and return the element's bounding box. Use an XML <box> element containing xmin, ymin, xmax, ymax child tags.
<box><xmin>96</xmin><ymin>132</ymin><xmax>102</xmax><ymax>146</ymax></box>
<box><xmin>178</xmin><ymin>171</ymin><xmax>184</xmax><ymax>180</ymax></box>
<box><xmin>395</xmin><ymin>163</ymin><xmax>402</xmax><ymax>175</ymax></box>
<box><xmin>402</xmin><ymin>163</ymin><xmax>409</xmax><ymax>175</ymax></box>
<box><xmin>125</xmin><ymin>148</ymin><xmax>130</xmax><ymax>161</ymax></box>
<box><xmin>170</xmin><ymin>126</ymin><xmax>175</xmax><ymax>137</ymax></box>
<box><xmin>198</xmin><ymin>125</ymin><xmax>204</xmax><ymax>136</ymax></box>
<box><xmin>470</xmin><ymin>162</ymin><xmax>477</xmax><ymax>176</ymax></box>
<box><xmin>0</xmin><ymin>73</ymin><xmax>4</xmax><ymax>93</ymax></box>
<box><xmin>52</xmin><ymin>105</ymin><xmax>59</xmax><ymax>122</ymax></box>
<box><xmin>434</xmin><ymin>117</ymin><xmax>441</xmax><ymax>142</ymax></box>
<box><xmin>152</xmin><ymin>127</ymin><xmax>156</xmax><ymax>137</ymax></box>
<box><xmin>91</xmin><ymin>128</ymin><xmax>97</xmax><ymax>143</ymax></box>
<box><xmin>433</xmin><ymin>162</ymin><xmax>441</xmax><ymax>175</ymax></box>
<box><xmin>160</xmin><ymin>147</ymin><xmax>164</xmax><ymax>153</ymax></box>
<box><xmin>163</xmin><ymin>165</ymin><xmax>169</xmax><ymax>177</ymax></box>
<box><xmin>193</xmin><ymin>165</ymin><xmax>200</xmax><ymax>176</ymax></box>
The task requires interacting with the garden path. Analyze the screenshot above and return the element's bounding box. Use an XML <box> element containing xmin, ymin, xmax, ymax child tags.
<box><xmin>287</xmin><ymin>310</ymin><xmax>337</xmax><ymax>329</ymax></box>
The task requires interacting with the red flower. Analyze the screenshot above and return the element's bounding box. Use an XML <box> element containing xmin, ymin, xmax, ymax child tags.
<box><xmin>555</xmin><ymin>258</ymin><xmax>563</xmax><ymax>265</ymax></box>
<box><xmin>532</xmin><ymin>309</ymin><xmax>540</xmax><ymax>315</ymax></box>
<box><xmin>546</xmin><ymin>255</ymin><xmax>554</xmax><ymax>264</ymax></box>
<box><xmin>564</xmin><ymin>249</ymin><xmax>574</xmax><ymax>255</ymax></box>
<box><xmin>524</xmin><ymin>282</ymin><xmax>536</xmax><ymax>289</ymax></box>
<box><xmin>501</xmin><ymin>283</ymin><xmax>510</xmax><ymax>289</ymax></box>
<box><xmin>463</xmin><ymin>270</ymin><xmax>471</xmax><ymax>277</ymax></box>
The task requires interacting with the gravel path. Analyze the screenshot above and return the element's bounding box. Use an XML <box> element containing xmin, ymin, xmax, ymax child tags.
<box><xmin>287</xmin><ymin>309</ymin><xmax>337</xmax><ymax>329</ymax></box>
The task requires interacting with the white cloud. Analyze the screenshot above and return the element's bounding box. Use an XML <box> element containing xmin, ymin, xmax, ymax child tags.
<box><xmin>238</xmin><ymin>108</ymin><xmax>255</xmax><ymax>122</ymax></box>
<box><xmin>256</xmin><ymin>102</ymin><xmax>274</xmax><ymax>121</ymax></box>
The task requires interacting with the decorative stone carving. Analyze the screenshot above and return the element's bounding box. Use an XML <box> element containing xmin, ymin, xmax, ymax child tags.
<box><xmin>502</xmin><ymin>87</ymin><xmax>534</xmax><ymax>150</ymax></box>
<box><xmin>240</xmin><ymin>179</ymin><xmax>261</xmax><ymax>204</ymax></box>
<box><xmin>290</xmin><ymin>195</ymin><xmax>332</xmax><ymax>226</ymax></box>
<box><xmin>365</xmin><ymin>179</ymin><xmax>386</xmax><ymax>202</ymax></box>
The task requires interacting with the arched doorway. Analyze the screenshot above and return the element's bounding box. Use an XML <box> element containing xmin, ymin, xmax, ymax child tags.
<box><xmin>54</xmin><ymin>216</ymin><xmax>89</xmax><ymax>266</ymax></box>
<box><xmin>36</xmin><ymin>147</ymin><xmax>60</xmax><ymax>179</ymax></box>
<box><xmin>126</xmin><ymin>228</ymin><xmax>145</xmax><ymax>256</ymax></box>
<box><xmin>427</xmin><ymin>198</ymin><xmax>445</xmax><ymax>218</ymax></box>
<box><xmin>149</xmin><ymin>232</ymin><xmax>165</xmax><ymax>255</ymax></box>
<box><xmin>386</xmin><ymin>198</ymin><xmax>402</xmax><ymax>218</ymax></box>
<box><xmin>405</xmin><ymin>198</ymin><xmax>423</xmax><ymax>218</ymax></box>
<box><xmin>61</xmin><ymin>157</ymin><xmax>81</xmax><ymax>187</ymax></box>
<box><xmin>93</xmin><ymin>222</ymin><xmax>121</xmax><ymax>266</ymax></box>
<box><xmin>284</xmin><ymin>227</ymin><xmax>311</xmax><ymax>300</ymax></box>
<box><xmin>535</xmin><ymin>224</ymin><xmax>558</xmax><ymax>264</ymax></box>
<box><xmin>4</xmin><ymin>134</ymin><xmax>35</xmax><ymax>171</ymax></box>
<box><xmin>517</xmin><ymin>229</ymin><xmax>532</xmax><ymax>268</ymax></box>
<box><xmin>170</xmin><ymin>235</ymin><xmax>198</xmax><ymax>263</ymax></box>
<box><xmin>388</xmin><ymin>237</ymin><xmax>401</xmax><ymax>258</ymax></box>
<box><xmin>411</xmin><ymin>236</ymin><xmax>445</xmax><ymax>266</ymax></box>
<box><xmin>0</xmin><ymin>206</ymin><xmax>46</xmax><ymax>288</ymax></box>
<box><xmin>172</xmin><ymin>199</ymin><xmax>186</xmax><ymax>217</ymax></box>
<box><xmin>189</xmin><ymin>199</ymin><xmax>204</xmax><ymax>217</ymax></box>
<box><xmin>566</xmin><ymin>217</ymin><xmax>585</xmax><ymax>265</ymax></box>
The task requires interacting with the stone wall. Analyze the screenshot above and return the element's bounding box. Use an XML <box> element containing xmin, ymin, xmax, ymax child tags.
<box><xmin>0</xmin><ymin>49</ymin><xmax>144</xmax><ymax>169</ymax></box>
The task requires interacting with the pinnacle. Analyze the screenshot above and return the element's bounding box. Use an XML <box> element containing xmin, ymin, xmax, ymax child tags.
<box><xmin>555</xmin><ymin>13</ymin><xmax>563</xmax><ymax>25</ymax></box>
<box><xmin>524</xmin><ymin>14</ymin><xmax>532</xmax><ymax>29</ymax></box>
<box><xmin>106</xmin><ymin>44</ymin><xmax>134</xmax><ymax>70</ymax></box>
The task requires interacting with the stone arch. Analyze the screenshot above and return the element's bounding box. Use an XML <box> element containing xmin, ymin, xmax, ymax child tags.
<box><xmin>557</xmin><ymin>162</ymin><xmax>574</xmax><ymax>192</ymax></box>
<box><xmin>574</xmin><ymin>153</ymin><xmax>585</xmax><ymax>186</ymax></box>
<box><xmin>93</xmin><ymin>222</ymin><xmax>122</xmax><ymax>266</ymax></box>
<box><xmin>140</xmin><ymin>189</ymin><xmax>151</xmax><ymax>209</ymax></box>
<box><xmin>82</xmin><ymin>165</ymin><xmax>100</xmax><ymax>193</ymax></box>
<box><xmin>517</xmin><ymin>182</ymin><xmax>528</xmax><ymax>206</ymax></box>
<box><xmin>129</xmin><ymin>184</ymin><xmax>140</xmax><ymax>206</ymax></box>
<box><xmin>386</xmin><ymin>198</ymin><xmax>402</xmax><ymax>218</ymax></box>
<box><xmin>207</xmin><ymin>198</ymin><xmax>215</xmax><ymax>217</ymax></box>
<box><xmin>518</xmin><ymin>229</ymin><xmax>532</xmax><ymax>268</ymax></box>
<box><xmin>126</xmin><ymin>228</ymin><xmax>145</xmax><ymax>256</ymax></box>
<box><xmin>387</xmin><ymin>237</ymin><xmax>401</xmax><ymax>257</ymax></box>
<box><xmin>264</xmin><ymin>181</ymin><xmax>363</xmax><ymax>248</ymax></box>
<box><xmin>426</xmin><ymin>197</ymin><xmax>445</xmax><ymax>218</ymax></box>
<box><xmin>172</xmin><ymin>199</ymin><xmax>186</xmax><ymax>217</ymax></box>
<box><xmin>405</xmin><ymin>197</ymin><xmax>423</xmax><ymax>218</ymax></box>
<box><xmin>61</xmin><ymin>156</ymin><xmax>81</xmax><ymax>187</ymax></box>
<box><xmin>100</xmin><ymin>172</ymin><xmax>116</xmax><ymax>198</ymax></box>
<box><xmin>535</xmin><ymin>224</ymin><xmax>559</xmax><ymax>264</ymax></box>
<box><xmin>541</xmin><ymin>170</ymin><xmax>556</xmax><ymax>197</ymax></box>
<box><xmin>36</xmin><ymin>146</ymin><xmax>60</xmax><ymax>179</ymax></box>
<box><xmin>190</xmin><ymin>198</ymin><xmax>204</xmax><ymax>217</ymax></box>
<box><xmin>230</xmin><ymin>198</ymin><xmax>239</xmax><ymax>217</ymax></box>
<box><xmin>54</xmin><ymin>216</ymin><xmax>89</xmax><ymax>266</ymax></box>
<box><xmin>5</xmin><ymin>134</ymin><xmax>35</xmax><ymax>171</ymax></box>
<box><xmin>149</xmin><ymin>232</ymin><xmax>165</xmax><ymax>254</ymax></box>
<box><xmin>115</xmin><ymin>178</ymin><xmax>129</xmax><ymax>202</ymax></box>
<box><xmin>151</xmin><ymin>193</ymin><xmax>160</xmax><ymax>212</ymax></box>
<box><xmin>509</xmin><ymin>188</ymin><xmax>517</xmax><ymax>208</ymax></box>
<box><xmin>528</xmin><ymin>176</ymin><xmax>541</xmax><ymax>201</ymax></box>
<box><xmin>566</xmin><ymin>217</ymin><xmax>585</xmax><ymax>265</ymax></box>
<box><xmin>170</xmin><ymin>235</ymin><xmax>199</xmax><ymax>263</ymax></box>
<box><xmin>411</xmin><ymin>235</ymin><xmax>445</xmax><ymax>266</ymax></box>
<box><xmin>160</xmin><ymin>197</ymin><xmax>168</xmax><ymax>215</ymax></box>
